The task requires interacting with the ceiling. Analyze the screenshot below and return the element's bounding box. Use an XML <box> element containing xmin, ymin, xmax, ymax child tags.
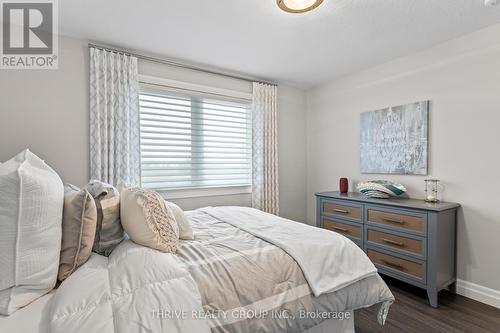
<box><xmin>58</xmin><ymin>0</ymin><xmax>500</xmax><ymax>88</ymax></box>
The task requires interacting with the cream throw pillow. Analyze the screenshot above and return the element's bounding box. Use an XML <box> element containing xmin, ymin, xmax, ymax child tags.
<box><xmin>165</xmin><ymin>201</ymin><xmax>194</xmax><ymax>240</ymax></box>
<box><xmin>120</xmin><ymin>188</ymin><xmax>179</xmax><ymax>253</ymax></box>
<box><xmin>0</xmin><ymin>149</ymin><xmax>63</xmax><ymax>315</ymax></box>
<box><xmin>58</xmin><ymin>185</ymin><xmax>97</xmax><ymax>281</ymax></box>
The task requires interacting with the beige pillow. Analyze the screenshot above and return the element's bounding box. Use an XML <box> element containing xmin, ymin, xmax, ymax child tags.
<box><xmin>58</xmin><ymin>185</ymin><xmax>97</xmax><ymax>281</ymax></box>
<box><xmin>84</xmin><ymin>180</ymin><xmax>125</xmax><ymax>256</ymax></box>
<box><xmin>120</xmin><ymin>188</ymin><xmax>179</xmax><ymax>253</ymax></box>
<box><xmin>165</xmin><ymin>201</ymin><xmax>194</xmax><ymax>240</ymax></box>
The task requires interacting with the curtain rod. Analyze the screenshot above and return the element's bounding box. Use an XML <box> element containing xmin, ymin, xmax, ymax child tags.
<box><xmin>88</xmin><ymin>42</ymin><xmax>278</xmax><ymax>87</ymax></box>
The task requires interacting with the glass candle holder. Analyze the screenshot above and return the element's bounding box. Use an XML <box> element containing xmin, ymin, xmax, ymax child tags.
<box><xmin>424</xmin><ymin>179</ymin><xmax>440</xmax><ymax>203</ymax></box>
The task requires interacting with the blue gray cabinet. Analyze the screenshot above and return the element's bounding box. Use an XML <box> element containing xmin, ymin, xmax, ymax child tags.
<box><xmin>315</xmin><ymin>191</ymin><xmax>460</xmax><ymax>308</ymax></box>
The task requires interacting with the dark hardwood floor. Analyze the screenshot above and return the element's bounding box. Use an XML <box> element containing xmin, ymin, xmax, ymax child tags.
<box><xmin>355</xmin><ymin>276</ymin><xmax>500</xmax><ymax>333</ymax></box>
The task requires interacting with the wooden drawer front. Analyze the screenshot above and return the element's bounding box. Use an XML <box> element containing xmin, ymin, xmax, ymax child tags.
<box><xmin>367</xmin><ymin>209</ymin><xmax>424</xmax><ymax>233</ymax></box>
<box><xmin>367</xmin><ymin>229</ymin><xmax>423</xmax><ymax>256</ymax></box>
<box><xmin>368</xmin><ymin>249</ymin><xmax>423</xmax><ymax>279</ymax></box>
<box><xmin>323</xmin><ymin>219</ymin><xmax>361</xmax><ymax>240</ymax></box>
<box><xmin>322</xmin><ymin>201</ymin><xmax>361</xmax><ymax>221</ymax></box>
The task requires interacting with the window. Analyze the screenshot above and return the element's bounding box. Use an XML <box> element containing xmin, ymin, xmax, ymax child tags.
<box><xmin>139</xmin><ymin>82</ymin><xmax>252</xmax><ymax>192</ymax></box>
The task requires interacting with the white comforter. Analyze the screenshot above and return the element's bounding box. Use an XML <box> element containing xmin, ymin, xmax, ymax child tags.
<box><xmin>202</xmin><ymin>207</ymin><xmax>378</xmax><ymax>297</ymax></box>
<box><xmin>49</xmin><ymin>241</ymin><xmax>210</xmax><ymax>333</ymax></box>
<box><xmin>48</xmin><ymin>207</ymin><xmax>388</xmax><ymax>332</ymax></box>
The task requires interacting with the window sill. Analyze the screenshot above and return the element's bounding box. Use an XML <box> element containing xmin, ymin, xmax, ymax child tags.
<box><xmin>157</xmin><ymin>185</ymin><xmax>252</xmax><ymax>200</ymax></box>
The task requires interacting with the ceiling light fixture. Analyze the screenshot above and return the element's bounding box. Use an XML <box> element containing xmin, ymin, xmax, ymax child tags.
<box><xmin>277</xmin><ymin>0</ymin><xmax>324</xmax><ymax>13</ymax></box>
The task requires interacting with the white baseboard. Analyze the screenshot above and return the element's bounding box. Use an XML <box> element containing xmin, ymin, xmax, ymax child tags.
<box><xmin>456</xmin><ymin>279</ymin><xmax>500</xmax><ymax>309</ymax></box>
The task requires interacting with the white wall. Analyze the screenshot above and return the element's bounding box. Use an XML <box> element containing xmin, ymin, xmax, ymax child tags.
<box><xmin>0</xmin><ymin>37</ymin><xmax>90</xmax><ymax>186</ymax></box>
<box><xmin>0</xmin><ymin>35</ymin><xmax>307</xmax><ymax>222</ymax></box>
<box><xmin>306</xmin><ymin>23</ymin><xmax>500</xmax><ymax>292</ymax></box>
<box><xmin>277</xmin><ymin>85</ymin><xmax>307</xmax><ymax>222</ymax></box>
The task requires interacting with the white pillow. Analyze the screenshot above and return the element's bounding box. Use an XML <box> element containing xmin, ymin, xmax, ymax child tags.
<box><xmin>120</xmin><ymin>188</ymin><xmax>179</xmax><ymax>253</ymax></box>
<box><xmin>0</xmin><ymin>149</ymin><xmax>64</xmax><ymax>315</ymax></box>
<box><xmin>165</xmin><ymin>201</ymin><xmax>194</xmax><ymax>240</ymax></box>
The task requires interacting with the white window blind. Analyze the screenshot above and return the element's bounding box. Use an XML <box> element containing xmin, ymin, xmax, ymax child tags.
<box><xmin>139</xmin><ymin>87</ymin><xmax>252</xmax><ymax>191</ymax></box>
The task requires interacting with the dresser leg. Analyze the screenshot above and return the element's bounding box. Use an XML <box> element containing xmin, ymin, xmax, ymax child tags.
<box><xmin>427</xmin><ymin>289</ymin><xmax>439</xmax><ymax>308</ymax></box>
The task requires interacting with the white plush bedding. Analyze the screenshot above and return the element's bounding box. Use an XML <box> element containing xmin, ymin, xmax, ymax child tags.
<box><xmin>0</xmin><ymin>301</ymin><xmax>354</xmax><ymax>333</ymax></box>
<box><xmin>0</xmin><ymin>206</ymin><xmax>393</xmax><ymax>333</ymax></box>
<box><xmin>49</xmin><ymin>242</ymin><xmax>210</xmax><ymax>333</ymax></box>
<box><xmin>0</xmin><ymin>290</ymin><xmax>55</xmax><ymax>333</ymax></box>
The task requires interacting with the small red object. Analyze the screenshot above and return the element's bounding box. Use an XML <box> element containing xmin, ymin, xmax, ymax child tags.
<box><xmin>340</xmin><ymin>178</ymin><xmax>349</xmax><ymax>193</ymax></box>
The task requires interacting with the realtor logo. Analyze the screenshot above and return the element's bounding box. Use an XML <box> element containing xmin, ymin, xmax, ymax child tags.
<box><xmin>1</xmin><ymin>0</ymin><xmax>58</xmax><ymax>69</ymax></box>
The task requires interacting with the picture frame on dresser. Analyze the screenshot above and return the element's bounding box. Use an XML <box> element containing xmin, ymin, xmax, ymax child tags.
<box><xmin>315</xmin><ymin>191</ymin><xmax>460</xmax><ymax>308</ymax></box>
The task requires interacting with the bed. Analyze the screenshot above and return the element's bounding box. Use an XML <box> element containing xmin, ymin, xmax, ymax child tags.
<box><xmin>0</xmin><ymin>207</ymin><xmax>393</xmax><ymax>333</ymax></box>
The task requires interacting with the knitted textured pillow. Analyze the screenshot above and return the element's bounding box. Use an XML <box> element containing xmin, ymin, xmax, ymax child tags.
<box><xmin>165</xmin><ymin>201</ymin><xmax>194</xmax><ymax>240</ymax></box>
<box><xmin>120</xmin><ymin>188</ymin><xmax>179</xmax><ymax>253</ymax></box>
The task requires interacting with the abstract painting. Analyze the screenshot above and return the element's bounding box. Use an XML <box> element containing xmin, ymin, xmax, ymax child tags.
<box><xmin>360</xmin><ymin>101</ymin><xmax>429</xmax><ymax>175</ymax></box>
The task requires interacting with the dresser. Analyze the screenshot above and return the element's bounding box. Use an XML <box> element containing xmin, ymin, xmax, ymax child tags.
<box><xmin>315</xmin><ymin>191</ymin><xmax>460</xmax><ymax>308</ymax></box>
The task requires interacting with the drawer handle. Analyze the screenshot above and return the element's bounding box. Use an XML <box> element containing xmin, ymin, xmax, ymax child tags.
<box><xmin>381</xmin><ymin>238</ymin><xmax>405</xmax><ymax>247</ymax></box>
<box><xmin>380</xmin><ymin>259</ymin><xmax>403</xmax><ymax>269</ymax></box>
<box><xmin>332</xmin><ymin>226</ymin><xmax>349</xmax><ymax>233</ymax></box>
<box><xmin>383</xmin><ymin>218</ymin><xmax>405</xmax><ymax>225</ymax></box>
<box><xmin>334</xmin><ymin>209</ymin><xmax>349</xmax><ymax>214</ymax></box>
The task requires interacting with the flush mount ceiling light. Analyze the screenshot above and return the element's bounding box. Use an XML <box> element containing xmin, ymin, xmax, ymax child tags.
<box><xmin>277</xmin><ymin>0</ymin><xmax>324</xmax><ymax>13</ymax></box>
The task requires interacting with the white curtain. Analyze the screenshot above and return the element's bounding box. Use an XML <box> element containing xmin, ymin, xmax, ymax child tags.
<box><xmin>89</xmin><ymin>47</ymin><xmax>140</xmax><ymax>186</ymax></box>
<box><xmin>252</xmin><ymin>82</ymin><xmax>279</xmax><ymax>215</ymax></box>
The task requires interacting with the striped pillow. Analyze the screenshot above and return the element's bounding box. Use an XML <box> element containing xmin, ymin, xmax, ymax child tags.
<box><xmin>84</xmin><ymin>180</ymin><xmax>125</xmax><ymax>256</ymax></box>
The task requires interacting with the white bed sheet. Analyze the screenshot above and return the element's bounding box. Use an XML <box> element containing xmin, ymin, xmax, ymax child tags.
<box><xmin>0</xmin><ymin>290</ymin><xmax>55</xmax><ymax>333</ymax></box>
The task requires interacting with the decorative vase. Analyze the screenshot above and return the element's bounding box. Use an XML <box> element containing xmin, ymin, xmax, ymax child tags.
<box><xmin>357</xmin><ymin>180</ymin><xmax>407</xmax><ymax>199</ymax></box>
<box><xmin>340</xmin><ymin>178</ymin><xmax>349</xmax><ymax>193</ymax></box>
